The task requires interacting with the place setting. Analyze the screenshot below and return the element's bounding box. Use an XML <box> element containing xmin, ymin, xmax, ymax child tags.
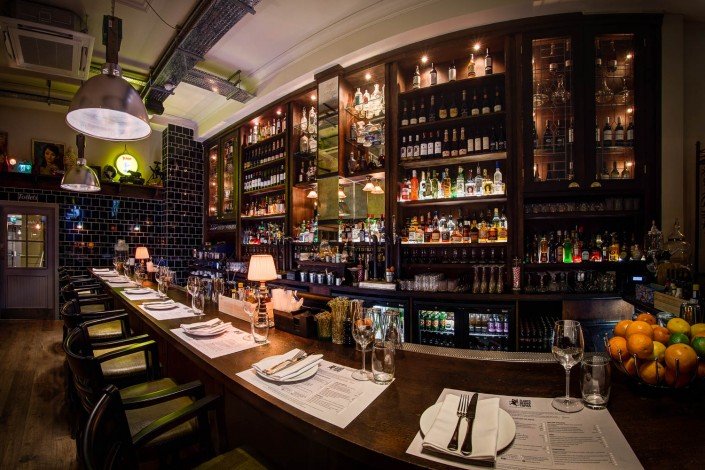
<box><xmin>251</xmin><ymin>349</ymin><xmax>324</xmax><ymax>383</ymax></box>
<box><xmin>121</xmin><ymin>286</ymin><xmax>161</xmax><ymax>301</ymax></box>
<box><xmin>138</xmin><ymin>299</ymin><xmax>200</xmax><ymax>320</ymax></box>
<box><xmin>170</xmin><ymin>317</ymin><xmax>264</xmax><ymax>359</ymax></box>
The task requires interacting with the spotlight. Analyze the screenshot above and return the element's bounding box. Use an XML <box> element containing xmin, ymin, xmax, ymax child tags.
<box><xmin>421</xmin><ymin>55</ymin><xmax>428</xmax><ymax>64</ymax></box>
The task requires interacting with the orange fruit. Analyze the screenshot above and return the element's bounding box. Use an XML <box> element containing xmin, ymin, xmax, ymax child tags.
<box><xmin>626</xmin><ymin>321</ymin><xmax>654</xmax><ymax>339</ymax></box>
<box><xmin>623</xmin><ymin>357</ymin><xmax>638</xmax><ymax>377</ymax></box>
<box><xmin>608</xmin><ymin>336</ymin><xmax>629</xmax><ymax>362</ymax></box>
<box><xmin>664</xmin><ymin>366</ymin><xmax>691</xmax><ymax>388</ymax></box>
<box><xmin>627</xmin><ymin>333</ymin><xmax>654</xmax><ymax>359</ymax></box>
<box><xmin>651</xmin><ymin>325</ymin><xmax>671</xmax><ymax>344</ymax></box>
<box><xmin>636</xmin><ymin>313</ymin><xmax>657</xmax><ymax>325</ymax></box>
<box><xmin>664</xmin><ymin>344</ymin><xmax>698</xmax><ymax>374</ymax></box>
<box><xmin>696</xmin><ymin>362</ymin><xmax>705</xmax><ymax>379</ymax></box>
<box><xmin>639</xmin><ymin>361</ymin><xmax>665</xmax><ymax>385</ymax></box>
<box><xmin>651</xmin><ymin>341</ymin><xmax>666</xmax><ymax>362</ymax></box>
<box><xmin>614</xmin><ymin>320</ymin><xmax>632</xmax><ymax>338</ymax></box>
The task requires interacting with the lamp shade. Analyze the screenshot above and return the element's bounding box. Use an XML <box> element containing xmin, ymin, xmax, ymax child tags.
<box><xmin>61</xmin><ymin>158</ymin><xmax>101</xmax><ymax>192</ymax></box>
<box><xmin>66</xmin><ymin>64</ymin><xmax>151</xmax><ymax>141</ymax></box>
<box><xmin>247</xmin><ymin>255</ymin><xmax>277</xmax><ymax>282</ymax></box>
<box><xmin>135</xmin><ymin>246</ymin><xmax>150</xmax><ymax>260</ymax></box>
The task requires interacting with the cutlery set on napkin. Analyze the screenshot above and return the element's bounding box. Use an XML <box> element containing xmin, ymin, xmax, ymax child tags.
<box><xmin>180</xmin><ymin>318</ymin><xmax>233</xmax><ymax>337</ymax></box>
<box><xmin>252</xmin><ymin>348</ymin><xmax>323</xmax><ymax>382</ymax></box>
<box><xmin>421</xmin><ymin>393</ymin><xmax>502</xmax><ymax>463</ymax></box>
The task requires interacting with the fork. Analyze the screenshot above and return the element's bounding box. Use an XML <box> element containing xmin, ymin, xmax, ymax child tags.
<box><xmin>447</xmin><ymin>394</ymin><xmax>469</xmax><ymax>451</ymax></box>
<box><xmin>264</xmin><ymin>350</ymin><xmax>307</xmax><ymax>375</ymax></box>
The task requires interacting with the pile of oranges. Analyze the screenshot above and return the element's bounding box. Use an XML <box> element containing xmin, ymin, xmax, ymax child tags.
<box><xmin>607</xmin><ymin>312</ymin><xmax>705</xmax><ymax>388</ymax></box>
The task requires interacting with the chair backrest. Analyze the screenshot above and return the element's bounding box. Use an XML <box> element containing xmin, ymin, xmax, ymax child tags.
<box><xmin>82</xmin><ymin>385</ymin><xmax>138</xmax><ymax>470</ymax></box>
<box><xmin>60</xmin><ymin>283</ymin><xmax>80</xmax><ymax>302</ymax></box>
<box><xmin>63</xmin><ymin>328</ymin><xmax>108</xmax><ymax>413</ymax></box>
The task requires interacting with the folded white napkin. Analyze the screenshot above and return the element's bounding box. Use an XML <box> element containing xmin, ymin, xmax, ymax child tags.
<box><xmin>93</xmin><ymin>268</ymin><xmax>111</xmax><ymax>272</ymax></box>
<box><xmin>180</xmin><ymin>318</ymin><xmax>222</xmax><ymax>331</ymax></box>
<box><xmin>422</xmin><ymin>394</ymin><xmax>500</xmax><ymax>462</ymax></box>
<box><xmin>252</xmin><ymin>349</ymin><xmax>323</xmax><ymax>380</ymax></box>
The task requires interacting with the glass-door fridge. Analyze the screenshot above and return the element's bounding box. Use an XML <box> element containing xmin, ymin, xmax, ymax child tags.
<box><xmin>334</xmin><ymin>292</ymin><xmax>408</xmax><ymax>343</ymax></box>
<box><xmin>413</xmin><ymin>301</ymin><xmax>514</xmax><ymax>351</ymax></box>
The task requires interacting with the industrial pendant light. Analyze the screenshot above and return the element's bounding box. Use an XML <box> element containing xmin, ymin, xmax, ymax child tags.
<box><xmin>66</xmin><ymin>1</ymin><xmax>151</xmax><ymax>141</ymax></box>
<box><xmin>61</xmin><ymin>134</ymin><xmax>101</xmax><ymax>192</ymax></box>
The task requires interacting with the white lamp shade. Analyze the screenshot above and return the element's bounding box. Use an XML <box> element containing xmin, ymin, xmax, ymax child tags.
<box><xmin>135</xmin><ymin>246</ymin><xmax>150</xmax><ymax>260</ymax></box>
<box><xmin>60</xmin><ymin>159</ymin><xmax>101</xmax><ymax>192</ymax></box>
<box><xmin>247</xmin><ymin>255</ymin><xmax>277</xmax><ymax>282</ymax></box>
<box><xmin>66</xmin><ymin>71</ymin><xmax>151</xmax><ymax>141</ymax></box>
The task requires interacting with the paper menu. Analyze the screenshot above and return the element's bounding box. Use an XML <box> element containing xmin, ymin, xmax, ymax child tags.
<box><xmin>407</xmin><ymin>388</ymin><xmax>643</xmax><ymax>470</ymax></box>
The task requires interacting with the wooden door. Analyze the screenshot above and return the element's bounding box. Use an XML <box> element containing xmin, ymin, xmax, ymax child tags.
<box><xmin>0</xmin><ymin>202</ymin><xmax>58</xmax><ymax>319</ymax></box>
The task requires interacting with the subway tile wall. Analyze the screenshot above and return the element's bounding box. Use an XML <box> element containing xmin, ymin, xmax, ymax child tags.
<box><xmin>0</xmin><ymin>124</ymin><xmax>204</xmax><ymax>286</ymax></box>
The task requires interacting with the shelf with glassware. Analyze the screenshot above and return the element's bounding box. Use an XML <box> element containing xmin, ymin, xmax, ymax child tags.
<box><xmin>205</xmin><ymin>130</ymin><xmax>239</xmax><ymax>223</ymax></box>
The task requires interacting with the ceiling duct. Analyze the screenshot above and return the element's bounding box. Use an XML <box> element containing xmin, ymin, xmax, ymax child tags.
<box><xmin>142</xmin><ymin>0</ymin><xmax>259</xmax><ymax>114</ymax></box>
<box><xmin>182</xmin><ymin>68</ymin><xmax>255</xmax><ymax>102</ymax></box>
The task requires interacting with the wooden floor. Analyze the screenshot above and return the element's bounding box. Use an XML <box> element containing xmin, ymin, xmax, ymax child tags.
<box><xmin>0</xmin><ymin>320</ymin><xmax>78</xmax><ymax>469</ymax></box>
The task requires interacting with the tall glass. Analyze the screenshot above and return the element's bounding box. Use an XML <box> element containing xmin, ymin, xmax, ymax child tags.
<box><xmin>252</xmin><ymin>288</ymin><xmax>269</xmax><ymax>343</ymax></box>
<box><xmin>351</xmin><ymin>306</ymin><xmax>376</xmax><ymax>381</ymax></box>
<box><xmin>191</xmin><ymin>282</ymin><xmax>205</xmax><ymax>316</ymax></box>
<box><xmin>552</xmin><ymin>320</ymin><xmax>585</xmax><ymax>412</ymax></box>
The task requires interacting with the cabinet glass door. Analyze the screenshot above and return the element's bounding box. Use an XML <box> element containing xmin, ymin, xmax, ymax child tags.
<box><xmin>593</xmin><ymin>34</ymin><xmax>635</xmax><ymax>183</ymax></box>
<box><xmin>222</xmin><ymin>137</ymin><xmax>236</xmax><ymax>217</ymax></box>
<box><xmin>531</xmin><ymin>37</ymin><xmax>575</xmax><ymax>184</ymax></box>
<box><xmin>207</xmin><ymin>144</ymin><xmax>219</xmax><ymax>218</ymax></box>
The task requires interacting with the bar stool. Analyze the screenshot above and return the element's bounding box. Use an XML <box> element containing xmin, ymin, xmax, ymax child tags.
<box><xmin>60</xmin><ymin>283</ymin><xmax>113</xmax><ymax>314</ymax></box>
<box><xmin>60</xmin><ymin>298</ymin><xmax>128</xmax><ymax>343</ymax></box>
<box><xmin>83</xmin><ymin>385</ymin><xmax>267</xmax><ymax>469</ymax></box>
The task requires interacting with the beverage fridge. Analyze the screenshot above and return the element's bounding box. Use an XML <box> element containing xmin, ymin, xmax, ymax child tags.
<box><xmin>412</xmin><ymin>301</ymin><xmax>515</xmax><ymax>351</ymax></box>
<box><xmin>332</xmin><ymin>291</ymin><xmax>409</xmax><ymax>343</ymax></box>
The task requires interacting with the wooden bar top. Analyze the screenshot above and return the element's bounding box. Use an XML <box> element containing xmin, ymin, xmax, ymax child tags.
<box><xmin>95</xmin><ymin>273</ymin><xmax>703</xmax><ymax>469</ymax></box>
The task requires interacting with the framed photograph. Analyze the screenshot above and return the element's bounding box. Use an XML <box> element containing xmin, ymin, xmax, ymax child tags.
<box><xmin>32</xmin><ymin>139</ymin><xmax>65</xmax><ymax>176</ymax></box>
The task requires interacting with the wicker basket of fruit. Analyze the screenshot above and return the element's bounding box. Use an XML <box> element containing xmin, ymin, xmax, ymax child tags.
<box><xmin>605</xmin><ymin>313</ymin><xmax>705</xmax><ymax>389</ymax></box>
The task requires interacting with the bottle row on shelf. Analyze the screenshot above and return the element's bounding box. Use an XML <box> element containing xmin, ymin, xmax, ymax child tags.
<box><xmin>518</xmin><ymin>314</ymin><xmax>559</xmax><ymax>353</ymax></box>
<box><xmin>401</xmin><ymin>86</ymin><xmax>503</xmax><ymax>126</ymax></box>
<box><xmin>351</xmin><ymin>83</ymin><xmax>385</xmax><ymax>119</ymax></box>
<box><xmin>410</xmin><ymin>48</ymin><xmax>495</xmax><ymax>91</ymax></box>
<box><xmin>243</xmin><ymin>137</ymin><xmax>286</xmax><ymax>168</ymax></box>
<box><xmin>402</xmin><ymin>246</ymin><xmax>506</xmax><ymax>265</ymax></box>
<box><xmin>525</xmin><ymin>228</ymin><xmax>643</xmax><ymax>264</ymax></box>
<box><xmin>245</xmin><ymin>117</ymin><xmax>286</xmax><ymax>145</ymax></box>
<box><xmin>523</xmin><ymin>270</ymin><xmax>617</xmax><ymax>294</ymax></box>
<box><xmin>241</xmin><ymin>195</ymin><xmax>286</xmax><ymax>218</ymax></box>
<box><xmin>418</xmin><ymin>310</ymin><xmax>455</xmax><ymax>333</ymax></box>
<box><xmin>242</xmin><ymin>222</ymin><xmax>285</xmax><ymax>245</ymax></box>
<box><xmin>243</xmin><ymin>165</ymin><xmax>286</xmax><ymax>193</ymax></box>
<box><xmin>401</xmin><ymin>208</ymin><xmax>508</xmax><ymax>244</ymax></box>
<box><xmin>398</xmin><ymin>162</ymin><xmax>505</xmax><ymax>201</ymax></box>
<box><xmin>595</xmin><ymin>116</ymin><xmax>634</xmax><ymax>148</ymax></box>
<box><xmin>400</xmin><ymin>125</ymin><xmax>506</xmax><ymax>161</ymax></box>
<box><xmin>470</xmin><ymin>312</ymin><xmax>510</xmax><ymax>335</ymax></box>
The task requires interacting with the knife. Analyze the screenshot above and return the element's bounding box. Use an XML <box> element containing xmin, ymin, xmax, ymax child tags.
<box><xmin>264</xmin><ymin>351</ymin><xmax>307</xmax><ymax>375</ymax></box>
<box><xmin>460</xmin><ymin>393</ymin><xmax>479</xmax><ymax>455</ymax></box>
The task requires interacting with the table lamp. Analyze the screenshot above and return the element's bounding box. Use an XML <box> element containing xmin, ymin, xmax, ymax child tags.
<box><xmin>248</xmin><ymin>254</ymin><xmax>277</xmax><ymax>328</ymax></box>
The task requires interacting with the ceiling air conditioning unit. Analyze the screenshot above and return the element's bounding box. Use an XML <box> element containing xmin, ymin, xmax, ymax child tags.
<box><xmin>0</xmin><ymin>16</ymin><xmax>94</xmax><ymax>80</ymax></box>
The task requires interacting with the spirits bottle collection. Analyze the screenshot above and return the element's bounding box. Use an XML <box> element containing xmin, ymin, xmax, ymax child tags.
<box><xmin>401</xmin><ymin>208</ymin><xmax>508</xmax><ymax>244</ymax></box>
<box><xmin>351</xmin><ymin>83</ymin><xmax>385</xmax><ymax>119</ymax></box>
<box><xmin>400</xmin><ymin>86</ymin><xmax>503</xmax><ymax>127</ymax></box>
<box><xmin>298</xmin><ymin>106</ymin><xmax>318</xmax><ymax>154</ymax></box>
<box><xmin>398</xmin><ymin>162</ymin><xmax>505</xmax><ymax>201</ymax></box>
<box><xmin>242</xmin><ymin>222</ymin><xmax>284</xmax><ymax>245</ymax></box>
<box><xmin>400</xmin><ymin>124</ymin><xmax>506</xmax><ymax>161</ymax></box>
<box><xmin>241</xmin><ymin>195</ymin><xmax>286</xmax><ymax>217</ymax></box>
<box><xmin>525</xmin><ymin>227</ymin><xmax>643</xmax><ymax>264</ymax></box>
<box><xmin>243</xmin><ymin>137</ymin><xmax>286</xmax><ymax>169</ymax></box>
<box><xmin>243</xmin><ymin>164</ymin><xmax>286</xmax><ymax>192</ymax></box>
<box><xmin>411</xmin><ymin>48</ymin><xmax>494</xmax><ymax>90</ymax></box>
<box><xmin>245</xmin><ymin>115</ymin><xmax>286</xmax><ymax>145</ymax></box>
<box><xmin>338</xmin><ymin>216</ymin><xmax>386</xmax><ymax>243</ymax></box>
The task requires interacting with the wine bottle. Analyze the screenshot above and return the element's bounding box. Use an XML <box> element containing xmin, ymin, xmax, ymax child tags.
<box><xmin>451</xmin><ymin>128</ymin><xmax>459</xmax><ymax>157</ymax></box>
<box><xmin>460</xmin><ymin>90</ymin><xmax>468</xmax><ymax>117</ymax></box>
<box><xmin>484</xmin><ymin>48</ymin><xmax>493</xmax><ymax>75</ymax></box>
<box><xmin>471</xmin><ymin>89</ymin><xmax>480</xmax><ymax>116</ymax></box>
<box><xmin>449</xmin><ymin>93</ymin><xmax>458</xmax><ymax>118</ymax></box>
<box><xmin>467</xmin><ymin>53</ymin><xmax>476</xmax><ymax>78</ymax></box>
<box><xmin>448</xmin><ymin>60</ymin><xmax>457</xmax><ymax>81</ymax></box>
<box><xmin>418</xmin><ymin>98</ymin><xmax>427</xmax><ymax>124</ymax></box>
<box><xmin>400</xmin><ymin>101</ymin><xmax>409</xmax><ymax>126</ymax></box>
<box><xmin>428</xmin><ymin>95</ymin><xmax>436</xmax><ymax>122</ymax></box>
<box><xmin>413</xmin><ymin>65</ymin><xmax>421</xmax><ymax>89</ymax></box>
<box><xmin>430</xmin><ymin>62</ymin><xmax>438</xmax><ymax>86</ymax></box>
<box><xmin>409</xmin><ymin>101</ymin><xmax>418</xmax><ymax>125</ymax></box>
<box><xmin>441</xmin><ymin>130</ymin><xmax>451</xmax><ymax>157</ymax></box>
<box><xmin>434</xmin><ymin>130</ymin><xmax>442</xmax><ymax>158</ymax></box>
<box><xmin>493</xmin><ymin>85</ymin><xmax>502</xmax><ymax>112</ymax></box>
<box><xmin>481</xmin><ymin>88</ymin><xmax>491</xmax><ymax>114</ymax></box>
<box><xmin>459</xmin><ymin>127</ymin><xmax>467</xmax><ymax>156</ymax></box>
<box><xmin>438</xmin><ymin>95</ymin><xmax>448</xmax><ymax>120</ymax></box>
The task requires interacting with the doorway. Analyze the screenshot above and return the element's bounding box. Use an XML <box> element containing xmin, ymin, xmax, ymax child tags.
<box><xmin>0</xmin><ymin>201</ymin><xmax>58</xmax><ymax>319</ymax></box>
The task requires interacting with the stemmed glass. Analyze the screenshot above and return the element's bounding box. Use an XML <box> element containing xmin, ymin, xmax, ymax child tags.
<box><xmin>191</xmin><ymin>279</ymin><xmax>205</xmax><ymax>316</ymax></box>
<box><xmin>552</xmin><ymin>320</ymin><xmax>585</xmax><ymax>412</ymax></box>
<box><xmin>187</xmin><ymin>275</ymin><xmax>200</xmax><ymax>302</ymax></box>
<box><xmin>351</xmin><ymin>306</ymin><xmax>376</xmax><ymax>381</ymax></box>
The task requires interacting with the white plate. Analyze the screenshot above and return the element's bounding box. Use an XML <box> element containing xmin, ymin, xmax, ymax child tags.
<box><xmin>254</xmin><ymin>363</ymin><xmax>319</xmax><ymax>383</ymax></box>
<box><xmin>100</xmin><ymin>273</ymin><xmax>120</xmax><ymax>278</ymax></box>
<box><xmin>143</xmin><ymin>303</ymin><xmax>178</xmax><ymax>311</ymax></box>
<box><xmin>419</xmin><ymin>401</ymin><xmax>516</xmax><ymax>452</ymax></box>
<box><xmin>124</xmin><ymin>288</ymin><xmax>153</xmax><ymax>295</ymax></box>
<box><xmin>182</xmin><ymin>325</ymin><xmax>231</xmax><ymax>337</ymax></box>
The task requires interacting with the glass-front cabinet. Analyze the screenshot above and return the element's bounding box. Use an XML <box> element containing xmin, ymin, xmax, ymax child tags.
<box><xmin>207</xmin><ymin>143</ymin><xmax>219</xmax><ymax>218</ymax></box>
<box><xmin>205</xmin><ymin>132</ymin><xmax>239</xmax><ymax>221</ymax></box>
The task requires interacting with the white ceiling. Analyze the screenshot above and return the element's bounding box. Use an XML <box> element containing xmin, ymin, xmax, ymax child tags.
<box><xmin>3</xmin><ymin>0</ymin><xmax>705</xmax><ymax>140</ymax></box>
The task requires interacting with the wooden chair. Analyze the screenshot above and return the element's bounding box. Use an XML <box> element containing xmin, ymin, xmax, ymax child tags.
<box><xmin>83</xmin><ymin>385</ymin><xmax>266</xmax><ymax>470</ymax></box>
<box><xmin>60</xmin><ymin>298</ymin><xmax>128</xmax><ymax>343</ymax></box>
<box><xmin>60</xmin><ymin>283</ymin><xmax>113</xmax><ymax>313</ymax></box>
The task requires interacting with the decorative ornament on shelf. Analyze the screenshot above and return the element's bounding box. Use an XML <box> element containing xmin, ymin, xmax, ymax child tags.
<box><xmin>102</xmin><ymin>165</ymin><xmax>117</xmax><ymax>181</ymax></box>
<box><xmin>146</xmin><ymin>161</ymin><xmax>165</xmax><ymax>187</ymax></box>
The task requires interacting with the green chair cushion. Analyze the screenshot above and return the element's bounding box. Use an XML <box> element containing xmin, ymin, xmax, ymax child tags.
<box><xmin>125</xmin><ymin>396</ymin><xmax>198</xmax><ymax>448</ymax></box>
<box><xmin>120</xmin><ymin>378</ymin><xmax>178</xmax><ymax>400</ymax></box>
<box><xmin>81</xmin><ymin>303</ymin><xmax>108</xmax><ymax>314</ymax></box>
<box><xmin>195</xmin><ymin>447</ymin><xmax>268</xmax><ymax>470</ymax></box>
<box><xmin>87</xmin><ymin>320</ymin><xmax>124</xmax><ymax>340</ymax></box>
<box><xmin>94</xmin><ymin>345</ymin><xmax>147</xmax><ymax>379</ymax></box>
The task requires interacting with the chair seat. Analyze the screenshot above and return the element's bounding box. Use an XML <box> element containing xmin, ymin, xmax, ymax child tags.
<box><xmin>94</xmin><ymin>345</ymin><xmax>148</xmax><ymax>379</ymax></box>
<box><xmin>120</xmin><ymin>378</ymin><xmax>178</xmax><ymax>400</ymax></box>
<box><xmin>125</xmin><ymin>396</ymin><xmax>198</xmax><ymax>448</ymax></box>
<box><xmin>195</xmin><ymin>447</ymin><xmax>267</xmax><ymax>470</ymax></box>
<box><xmin>81</xmin><ymin>303</ymin><xmax>108</xmax><ymax>314</ymax></box>
<box><xmin>87</xmin><ymin>320</ymin><xmax>124</xmax><ymax>340</ymax></box>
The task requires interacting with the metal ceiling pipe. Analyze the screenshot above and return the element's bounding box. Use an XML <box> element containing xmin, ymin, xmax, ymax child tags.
<box><xmin>0</xmin><ymin>88</ymin><xmax>72</xmax><ymax>106</ymax></box>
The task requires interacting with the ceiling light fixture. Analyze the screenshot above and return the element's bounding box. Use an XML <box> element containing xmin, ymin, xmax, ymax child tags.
<box><xmin>338</xmin><ymin>185</ymin><xmax>347</xmax><ymax>199</ymax></box>
<box><xmin>307</xmin><ymin>184</ymin><xmax>318</xmax><ymax>199</ymax></box>
<box><xmin>362</xmin><ymin>176</ymin><xmax>375</xmax><ymax>192</ymax></box>
<box><xmin>473</xmin><ymin>43</ymin><xmax>481</xmax><ymax>51</ymax></box>
<box><xmin>310</xmin><ymin>94</ymin><xmax>317</xmax><ymax>101</ymax></box>
<box><xmin>66</xmin><ymin>1</ymin><xmax>151</xmax><ymax>141</ymax></box>
<box><xmin>60</xmin><ymin>134</ymin><xmax>101</xmax><ymax>192</ymax></box>
<box><xmin>364</xmin><ymin>72</ymin><xmax>372</xmax><ymax>81</ymax></box>
<box><xmin>371</xmin><ymin>179</ymin><xmax>384</xmax><ymax>195</ymax></box>
<box><xmin>421</xmin><ymin>55</ymin><xmax>428</xmax><ymax>64</ymax></box>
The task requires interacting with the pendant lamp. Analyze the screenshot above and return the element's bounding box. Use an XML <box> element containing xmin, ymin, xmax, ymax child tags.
<box><xmin>61</xmin><ymin>134</ymin><xmax>101</xmax><ymax>192</ymax></box>
<box><xmin>66</xmin><ymin>5</ymin><xmax>151</xmax><ymax>141</ymax></box>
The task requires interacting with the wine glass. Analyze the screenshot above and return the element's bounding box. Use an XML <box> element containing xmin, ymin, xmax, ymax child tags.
<box><xmin>552</xmin><ymin>320</ymin><xmax>585</xmax><ymax>412</ymax></box>
<box><xmin>351</xmin><ymin>306</ymin><xmax>376</xmax><ymax>381</ymax></box>
<box><xmin>191</xmin><ymin>280</ymin><xmax>205</xmax><ymax>316</ymax></box>
<box><xmin>187</xmin><ymin>275</ymin><xmax>199</xmax><ymax>301</ymax></box>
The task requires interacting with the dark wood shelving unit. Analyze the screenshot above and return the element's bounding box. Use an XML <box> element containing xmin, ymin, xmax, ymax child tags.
<box><xmin>398</xmin><ymin>72</ymin><xmax>505</xmax><ymax>98</ymax></box>
<box><xmin>242</xmin><ymin>184</ymin><xmax>286</xmax><ymax>197</ymax></box>
<box><xmin>242</xmin><ymin>131</ymin><xmax>287</xmax><ymax>151</ymax></box>
<box><xmin>398</xmin><ymin>195</ymin><xmax>507</xmax><ymax>208</ymax></box>
<box><xmin>398</xmin><ymin>111</ymin><xmax>505</xmax><ymax>133</ymax></box>
<box><xmin>399</xmin><ymin>151</ymin><xmax>507</xmax><ymax>169</ymax></box>
<box><xmin>243</xmin><ymin>156</ymin><xmax>286</xmax><ymax>173</ymax></box>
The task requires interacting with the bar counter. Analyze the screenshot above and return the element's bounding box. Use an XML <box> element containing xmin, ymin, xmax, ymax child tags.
<box><xmin>95</xmin><ymin>275</ymin><xmax>704</xmax><ymax>469</ymax></box>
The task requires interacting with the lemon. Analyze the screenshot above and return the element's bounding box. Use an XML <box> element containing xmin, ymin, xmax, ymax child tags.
<box><xmin>691</xmin><ymin>323</ymin><xmax>705</xmax><ymax>338</ymax></box>
<box><xmin>651</xmin><ymin>341</ymin><xmax>666</xmax><ymax>362</ymax></box>
<box><xmin>667</xmin><ymin>318</ymin><xmax>691</xmax><ymax>337</ymax></box>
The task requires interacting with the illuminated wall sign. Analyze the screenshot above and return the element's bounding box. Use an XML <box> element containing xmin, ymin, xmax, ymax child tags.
<box><xmin>115</xmin><ymin>149</ymin><xmax>139</xmax><ymax>176</ymax></box>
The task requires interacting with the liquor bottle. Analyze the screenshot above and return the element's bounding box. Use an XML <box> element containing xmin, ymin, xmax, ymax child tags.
<box><xmin>434</xmin><ymin>130</ymin><xmax>442</xmax><ymax>157</ymax></box>
<box><xmin>602</xmin><ymin>117</ymin><xmax>613</xmax><ymax>146</ymax></box>
<box><xmin>409</xmin><ymin>101</ymin><xmax>418</xmax><ymax>125</ymax></box>
<box><xmin>563</xmin><ymin>232</ymin><xmax>573</xmax><ymax>263</ymax></box>
<box><xmin>308</xmin><ymin>133</ymin><xmax>317</xmax><ymax>153</ymax></box>
<box><xmin>614</xmin><ymin>117</ymin><xmax>625</xmax><ymax>146</ymax></box>
<box><xmin>481</xmin><ymin>88</ymin><xmax>491</xmax><ymax>114</ymax></box>
<box><xmin>431</xmin><ymin>213</ymin><xmax>441</xmax><ymax>242</ymax></box>
<box><xmin>470</xmin><ymin>213</ymin><xmax>479</xmax><ymax>243</ymax></box>
<box><xmin>498</xmin><ymin>209</ymin><xmax>508</xmax><ymax>242</ymax></box>
<box><xmin>406</xmin><ymin>135</ymin><xmax>413</xmax><ymax>159</ymax></box>
<box><xmin>413</xmin><ymin>65</ymin><xmax>421</xmax><ymax>89</ymax></box>
<box><xmin>610</xmin><ymin>161</ymin><xmax>620</xmax><ymax>179</ymax></box>
<box><xmin>400</xmin><ymin>101</ymin><xmax>409</xmax><ymax>126</ymax></box>
<box><xmin>442</xmin><ymin>168</ymin><xmax>452</xmax><ymax>198</ymax></box>
<box><xmin>556</xmin><ymin>230</ymin><xmax>564</xmax><ymax>261</ymax></box>
<box><xmin>482</xmin><ymin>169</ymin><xmax>493</xmax><ymax>195</ymax></box>
<box><xmin>484</xmin><ymin>48</ymin><xmax>493</xmax><ymax>75</ymax></box>
<box><xmin>493</xmin><ymin>162</ymin><xmax>503</xmax><ymax>193</ymax></box>
<box><xmin>568</xmin><ymin>118</ymin><xmax>574</xmax><ymax>145</ymax></box>
<box><xmin>459</xmin><ymin>128</ymin><xmax>467</xmax><ymax>156</ymax></box>
<box><xmin>438</xmin><ymin>95</ymin><xmax>448</xmax><ymax>120</ymax></box>
<box><xmin>490</xmin><ymin>208</ymin><xmax>500</xmax><ymax>242</ymax></box>
<box><xmin>621</xmin><ymin>162</ymin><xmax>631</xmax><ymax>179</ymax></box>
<box><xmin>489</xmin><ymin>125</ymin><xmax>498</xmax><ymax>152</ymax></box>
<box><xmin>532</xmin><ymin>120</ymin><xmax>539</xmax><ymax>149</ymax></box>
<box><xmin>478</xmin><ymin>212</ymin><xmax>488</xmax><ymax>242</ymax></box>
<box><xmin>474</xmin><ymin>128</ymin><xmax>482</xmax><ymax>154</ymax></box>
<box><xmin>554</xmin><ymin>120</ymin><xmax>565</xmax><ymax>149</ymax></box>
<box><xmin>430</xmin><ymin>170</ymin><xmax>440</xmax><ymax>197</ymax></box>
<box><xmin>449</xmin><ymin>94</ymin><xmax>458</xmax><ymax>118</ymax></box>
<box><xmin>466</xmin><ymin>127</ymin><xmax>475</xmax><ymax>154</ymax></box>
<box><xmin>308</xmin><ymin>106</ymin><xmax>317</xmax><ymax>134</ymax></box>
<box><xmin>474</xmin><ymin>163</ymin><xmax>484</xmax><ymax>196</ymax></box>
<box><xmin>422</xmin><ymin>132</ymin><xmax>431</xmax><ymax>158</ymax></box>
<box><xmin>456</xmin><ymin>166</ymin><xmax>465</xmax><ymax>197</ymax></box>
<box><xmin>430</xmin><ymin>62</ymin><xmax>438</xmax><ymax>86</ymax></box>
<box><xmin>400</xmin><ymin>177</ymin><xmax>410</xmax><ymax>201</ymax></box>
<box><xmin>497</xmin><ymin>123</ymin><xmax>506</xmax><ymax>151</ymax></box>
<box><xmin>410</xmin><ymin>170</ymin><xmax>419</xmax><ymax>200</ymax></box>
<box><xmin>419</xmin><ymin>171</ymin><xmax>427</xmax><ymax>199</ymax></box>
<box><xmin>418</xmin><ymin>99</ymin><xmax>427</xmax><ymax>124</ymax></box>
<box><xmin>493</xmin><ymin>85</ymin><xmax>502</xmax><ymax>112</ymax></box>
<box><xmin>441</xmin><ymin>130</ymin><xmax>450</xmax><ymax>157</ymax></box>
<box><xmin>467</xmin><ymin>53</ymin><xmax>476</xmax><ymax>78</ymax></box>
<box><xmin>450</xmin><ymin>129</ymin><xmax>459</xmax><ymax>157</ymax></box>
<box><xmin>300</xmin><ymin>132</ymin><xmax>309</xmax><ymax>153</ymax></box>
<box><xmin>448</xmin><ymin>60</ymin><xmax>457</xmax><ymax>81</ymax></box>
<box><xmin>428</xmin><ymin>95</ymin><xmax>436</xmax><ymax>122</ymax></box>
<box><xmin>595</xmin><ymin>118</ymin><xmax>600</xmax><ymax>145</ymax></box>
<box><xmin>481</xmin><ymin>126</ymin><xmax>490</xmax><ymax>151</ymax></box>
<box><xmin>626</xmin><ymin>118</ymin><xmax>634</xmax><ymax>146</ymax></box>
<box><xmin>471</xmin><ymin>89</ymin><xmax>480</xmax><ymax>116</ymax></box>
<box><xmin>400</xmin><ymin>136</ymin><xmax>407</xmax><ymax>160</ymax></box>
<box><xmin>543</xmin><ymin>120</ymin><xmax>553</xmax><ymax>148</ymax></box>
<box><xmin>465</xmin><ymin>169</ymin><xmax>475</xmax><ymax>196</ymax></box>
<box><xmin>301</xmin><ymin>107</ymin><xmax>308</xmax><ymax>133</ymax></box>
<box><xmin>413</xmin><ymin>134</ymin><xmax>420</xmax><ymax>158</ymax></box>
